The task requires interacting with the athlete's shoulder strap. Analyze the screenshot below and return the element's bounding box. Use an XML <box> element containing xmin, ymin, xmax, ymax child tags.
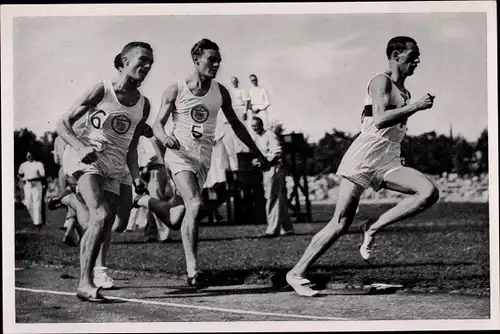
<box><xmin>212</xmin><ymin>79</ymin><xmax>222</xmax><ymax>94</ymax></box>
<box><xmin>174</xmin><ymin>79</ymin><xmax>185</xmax><ymax>106</ymax></box>
<box><xmin>100</xmin><ymin>79</ymin><xmax>114</xmax><ymax>102</ymax></box>
<box><xmin>366</xmin><ymin>73</ymin><xmax>391</xmax><ymax>95</ymax></box>
<box><xmin>362</xmin><ymin>73</ymin><xmax>393</xmax><ymax>120</ymax></box>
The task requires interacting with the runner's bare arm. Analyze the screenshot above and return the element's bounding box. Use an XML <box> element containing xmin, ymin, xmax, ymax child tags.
<box><xmin>153</xmin><ymin>84</ymin><xmax>180</xmax><ymax>149</ymax></box>
<box><xmin>370</xmin><ymin>75</ymin><xmax>434</xmax><ymax>129</ymax></box>
<box><xmin>127</xmin><ymin>98</ymin><xmax>151</xmax><ymax>182</ymax></box>
<box><xmin>56</xmin><ymin>82</ymin><xmax>105</xmax><ymax>153</ymax></box>
<box><xmin>219</xmin><ymin>84</ymin><xmax>268</xmax><ymax>164</ymax></box>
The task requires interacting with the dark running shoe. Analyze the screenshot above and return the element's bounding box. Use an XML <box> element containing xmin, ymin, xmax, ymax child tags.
<box><xmin>48</xmin><ymin>196</ymin><xmax>63</xmax><ymax>211</ymax></box>
<box><xmin>132</xmin><ymin>190</ymin><xmax>149</xmax><ymax>208</ymax></box>
<box><xmin>187</xmin><ymin>272</ymin><xmax>210</xmax><ymax>289</ymax></box>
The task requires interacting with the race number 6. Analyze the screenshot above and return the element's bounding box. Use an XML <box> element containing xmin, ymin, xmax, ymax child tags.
<box><xmin>191</xmin><ymin>124</ymin><xmax>203</xmax><ymax>139</ymax></box>
<box><xmin>90</xmin><ymin>110</ymin><xmax>106</xmax><ymax>129</ymax></box>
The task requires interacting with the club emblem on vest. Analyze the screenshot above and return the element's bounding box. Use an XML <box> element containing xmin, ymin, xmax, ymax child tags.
<box><xmin>190</xmin><ymin>104</ymin><xmax>210</xmax><ymax>123</ymax></box>
<box><xmin>111</xmin><ymin>114</ymin><xmax>132</xmax><ymax>134</ymax></box>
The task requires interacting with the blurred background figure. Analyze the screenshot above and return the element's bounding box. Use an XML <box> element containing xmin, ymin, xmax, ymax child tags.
<box><xmin>251</xmin><ymin>117</ymin><xmax>294</xmax><ymax>237</ymax></box>
<box><xmin>202</xmin><ymin>107</ymin><xmax>233</xmax><ymax>224</ymax></box>
<box><xmin>247</xmin><ymin>74</ymin><xmax>271</xmax><ymax>130</ymax></box>
<box><xmin>17</xmin><ymin>152</ymin><xmax>46</xmax><ymax>227</ymax></box>
<box><xmin>225</xmin><ymin>76</ymin><xmax>250</xmax><ymax>167</ymax></box>
<box><xmin>124</xmin><ymin>136</ymin><xmax>173</xmax><ymax>242</ymax></box>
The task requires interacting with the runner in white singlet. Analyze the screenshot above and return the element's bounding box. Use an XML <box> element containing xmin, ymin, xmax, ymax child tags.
<box><xmin>286</xmin><ymin>36</ymin><xmax>439</xmax><ymax>297</ymax></box>
<box><xmin>133</xmin><ymin>38</ymin><xmax>270</xmax><ymax>289</ymax></box>
<box><xmin>52</xmin><ymin>54</ymin><xmax>149</xmax><ymax>289</ymax></box>
<box><xmin>163</xmin><ymin>78</ymin><xmax>222</xmax><ymax>189</ymax></box>
<box><xmin>57</xmin><ymin>42</ymin><xmax>154</xmax><ymax>302</ymax></box>
<box><xmin>336</xmin><ymin>72</ymin><xmax>411</xmax><ymax>191</ymax></box>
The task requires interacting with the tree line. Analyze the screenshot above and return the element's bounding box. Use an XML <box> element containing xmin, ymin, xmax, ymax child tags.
<box><xmin>274</xmin><ymin>125</ymin><xmax>488</xmax><ymax>177</ymax></box>
<box><xmin>14</xmin><ymin>127</ymin><xmax>488</xmax><ymax>180</ymax></box>
<box><xmin>312</xmin><ymin>129</ymin><xmax>488</xmax><ymax>177</ymax></box>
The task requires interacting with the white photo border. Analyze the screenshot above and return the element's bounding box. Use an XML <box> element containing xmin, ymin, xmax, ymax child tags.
<box><xmin>2</xmin><ymin>2</ymin><xmax>498</xmax><ymax>332</ymax></box>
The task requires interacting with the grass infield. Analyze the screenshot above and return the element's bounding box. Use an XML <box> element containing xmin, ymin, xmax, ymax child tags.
<box><xmin>14</xmin><ymin>202</ymin><xmax>489</xmax><ymax>296</ymax></box>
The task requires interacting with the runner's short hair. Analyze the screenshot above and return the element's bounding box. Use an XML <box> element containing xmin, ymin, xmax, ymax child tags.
<box><xmin>386</xmin><ymin>36</ymin><xmax>417</xmax><ymax>59</ymax></box>
<box><xmin>119</xmin><ymin>42</ymin><xmax>153</xmax><ymax>63</ymax></box>
<box><xmin>191</xmin><ymin>39</ymin><xmax>219</xmax><ymax>60</ymax></box>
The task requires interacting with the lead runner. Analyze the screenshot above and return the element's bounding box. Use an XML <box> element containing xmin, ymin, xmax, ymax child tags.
<box><xmin>286</xmin><ymin>36</ymin><xmax>439</xmax><ymax>297</ymax></box>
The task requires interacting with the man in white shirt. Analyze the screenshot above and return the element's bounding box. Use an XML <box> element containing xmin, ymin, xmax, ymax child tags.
<box><xmin>226</xmin><ymin>76</ymin><xmax>251</xmax><ymax>167</ymax></box>
<box><xmin>251</xmin><ymin>117</ymin><xmax>294</xmax><ymax>237</ymax></box>
<box><xmin>247</xmin><ymin>74</ymin><xmax>271</xmax><ymax>130</ymax></box>
<box><xmin>18</xmin><ymin>152</ymin><xmax>46</xmax><ymax>227</ymax></box>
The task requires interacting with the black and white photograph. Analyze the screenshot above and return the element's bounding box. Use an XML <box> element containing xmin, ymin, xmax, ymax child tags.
<box><xmin>1</xmin><ymin>2</ymin><xmax>498</xmax><ymax>332</ymax></box>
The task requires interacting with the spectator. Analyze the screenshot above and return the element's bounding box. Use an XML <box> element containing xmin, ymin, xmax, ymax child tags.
<box><xmin>247</xmin><ymin>74</ymin><xmax>271</xmax><ymax>130</ymax></box>
<box><xmin>251</xmin><ymin>117</ymin><xmax>294</xmax><ymax>237</ymax></box>
<box><xmin>17</xmin><ymin>152</ymin><xmax>46</xmax><ymax>227</ymax></box>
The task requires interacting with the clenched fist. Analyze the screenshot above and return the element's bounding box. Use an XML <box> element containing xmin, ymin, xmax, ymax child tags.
<box><xmin>415</xmin><ymin>93</ymin><xmax>435</xmax><ymax>111</ymax></box>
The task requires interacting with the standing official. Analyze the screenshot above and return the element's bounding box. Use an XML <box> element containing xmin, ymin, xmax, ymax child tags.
<box><xmin>247</xmin><ymin>74</ymin><xmax>271</xmax><ymax>130</ymax></box>
<box><xmin>252</xmin><ymin>117</ymin><xmax>294</xmax><ymax>237</ymax></box>
<box><xmin>18</xmin><ymin>152</ymin><xmax>46</xmax><ymax>227</ymax></box>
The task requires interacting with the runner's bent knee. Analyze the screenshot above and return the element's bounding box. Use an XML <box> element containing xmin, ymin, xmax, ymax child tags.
<box><xmin>421</xmin><ymin>182</ymin><xmax>439</xmax><ymax>207</ymax></box>
<box><xmin>185</xmin><ymin>197</ymin><xmax>203</xmax><ymax>213</ymax></box>
<box><xmin>90</xmin><ymin>206</ymin><xmax>113</xmax><ymax>228</ymax></box>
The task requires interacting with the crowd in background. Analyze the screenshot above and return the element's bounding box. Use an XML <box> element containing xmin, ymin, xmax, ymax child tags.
<box><xmin>294</xmin><ymin>172</ymin><xmax>489</xmax><ymax>203</ymax></box>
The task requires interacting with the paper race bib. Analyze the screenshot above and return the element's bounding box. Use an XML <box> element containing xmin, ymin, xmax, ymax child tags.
<box><xmin>190</xmin><ymin>104</ymin><xmax>209</xmax><ymax>139</ymax></box>
<box><xmin>191</xmin><ymin>124</ymin><xmax>205</xmax><ymax>139</ymax></box>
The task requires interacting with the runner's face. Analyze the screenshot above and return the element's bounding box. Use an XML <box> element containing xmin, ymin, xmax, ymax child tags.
<box><xmin>397</xmin><ymin>42</ymin><xmax>420</xmax><ymax>77</ymax></box>
<box><xmin>123</xmin><ymin>47</ymin><xmax>154</xmax><ymax>82</ymax></box>
<box><xmin>196</xmin><ymin>49</ymin><xmax>221</xmax><ymax>78</ymax></box>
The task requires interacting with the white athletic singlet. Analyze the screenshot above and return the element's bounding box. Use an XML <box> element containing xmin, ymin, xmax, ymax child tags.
<box><xmin>361</xmin><ymin>73</ymin><xmax>411</xmax><ymax>143</ymax></box>
<box><xmin>54</xmin><ymin>136</ymin><xmax>67</xmax><ymax>163</ymax></box>
<box><xmin>55</xmin><ymin>117</ymin><xmax>86</xmax><ymax>159</ymax></box>
<box><xmin>171</xmin><ymin>79</ymin><xmax>223</xmax><ymax>149</ymax></box>
<box><xmin>78</xmin><ymin>79</ymin><xmax>145</xmax><ymax>168</ymax></box>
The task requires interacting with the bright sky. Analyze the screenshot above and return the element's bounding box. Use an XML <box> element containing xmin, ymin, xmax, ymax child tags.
<box><xmin>13</xmin><ymin>11</ymin><xmax>488</xmax><ymax>143</ymax></box>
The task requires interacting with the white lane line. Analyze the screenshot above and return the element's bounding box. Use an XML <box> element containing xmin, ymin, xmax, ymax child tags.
<box><xmin>15</xmin><ymin>287</ymin><xmax>350</xmax><ymax>321</ymax></box>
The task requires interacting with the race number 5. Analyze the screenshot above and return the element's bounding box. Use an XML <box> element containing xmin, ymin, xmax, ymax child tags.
<box><xmin>90</xmin><ymin>110</ymin><xmax>106</xmax><ymax>129</ymax></box>
<box><xmin>191</xmin><ymin>124</ymin><xmax>204</xmax><ymax>139</ymax></box>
